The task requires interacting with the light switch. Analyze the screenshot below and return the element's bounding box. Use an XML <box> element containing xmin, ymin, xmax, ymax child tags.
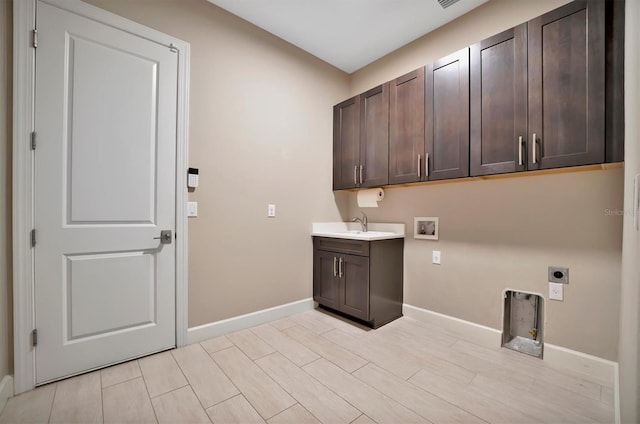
<box><xmin>432</xmin><ymin>250</ymin><xmax>441</xmax><ymax>265</ymax></box>
<box><xmin>267</xmin><ymin>204</ymin><xmax>276</xmax><ymax>218</ymax></box>
<box><xmin>187</xmin><ymin>201</ymin><xmax>198</xmax><ymax>217</ymax></box>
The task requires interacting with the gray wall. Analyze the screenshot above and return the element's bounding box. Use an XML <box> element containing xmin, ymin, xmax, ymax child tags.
<box><xmin>347</xmin><ymin>0</ymin><xmax>623</xmax><ymax>360</ymax></box>
<box><xmin>82</xmin><ymin>0</ymin><xmax>351</xmax><ymax>327</ymax></box>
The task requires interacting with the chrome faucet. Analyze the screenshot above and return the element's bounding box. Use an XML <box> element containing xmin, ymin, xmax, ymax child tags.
<box><xmin>352</xmin><ymin>211</ymin><xmax>368</xmax><ymax>232</ymax></box>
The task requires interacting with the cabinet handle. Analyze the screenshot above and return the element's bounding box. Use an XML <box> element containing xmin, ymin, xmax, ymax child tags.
<box><xmin>635</xmin><ymin>174</ymin><xmax>640</xmax><ymax>231</ymax></box>
<box><xmin>426</xmin><ymin>153</ymin><xmax>430</xmax><ymax>177</ymax></box>
<box><xmin>417</xmin><ymin>155</ymin><xmax>421</xmax><ymax>178</ymax></box>
<box><xmin>532</xmin><ymin>133</ymin><xmax>537</xmax><ymax>164</ymax></box>
<box><xmin>359</xmin><ymin>165</ymin><xmax>363</xmax><ymax>185</ymax></box>
<box><xmin>518</xmin><ymin>136</ymin><xmax>524</xmax><ymax>166</ymax></box>
<box><xmin>353</xmin><ymin>166</ymin><xmax>358</xmax><ymax>186</ymax></box>
<box><xmin>338</xmin><ymin>257</ymin><xmax>343</xmax><ymax>277</ymax></box>
<box><xmin>333</xmin><ymin>256</ymin><xmax>338</xmax><ymax>277</ymax></box>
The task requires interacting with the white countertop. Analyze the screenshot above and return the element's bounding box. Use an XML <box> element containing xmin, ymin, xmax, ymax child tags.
<box><xmin>311</xmin><ymin>222</ymin><xmax>405</xmax><ymax>241</ymax></box>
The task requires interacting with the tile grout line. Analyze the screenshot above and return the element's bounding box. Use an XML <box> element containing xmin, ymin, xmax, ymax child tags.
<box><xmin>99</xmin><ymin>372</ymin><xmax>104</xmax><ymax>424</ymax></box>
<box><xmin>138</xmin><ymin>368</ymin><xmax>160</xmax><ymax>424</ymax></box>
<box><xmin>47</xmin><ymin>383</ymin><xmax>59</xmax><ymax>424</ymax></box>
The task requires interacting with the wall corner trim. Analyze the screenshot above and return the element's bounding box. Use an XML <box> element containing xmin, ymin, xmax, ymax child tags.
<box><xmin>0</xmin><ymin>375</ymin><xmax>14</xmax><ymax>416</ymax></box>
<box><xmin>403</xmin><ymin>303</ymin><xmax>617</xmax><ymax>386</ymax></box>
<box><xmin>187</xmin><ymin>298</ymin><xmax>315</xmax><ymax>344</ymax></box>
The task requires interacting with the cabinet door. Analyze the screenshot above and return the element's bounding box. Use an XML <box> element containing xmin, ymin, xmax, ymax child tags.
<box><xmin>528</xmin><ymin>0</ymin><xmax>605</xmax><ymax>170</ymax></box>
<box><xmin>333</xmin><ymin>96</ymin><xmax>360</xmax><ymax>190</ymax></box>
<box><xmin>389</xmin><ymin>68</ymin><xmax>425</xmax><ymax>185</ymax></box>
<box><xmin>313</xmin><ymin>250</ymin><xmax>340</xmax><ymax>310</ymax></box>
<box><xmin>360</xmin><ymin>84</ymin><xmax>389</xmax><ymax>187</ymax></box>
<box><xmin>470</xmin><ymin>25</ymin><xmax>528</xmax><ymax>176</ymax></box>
<box><xmin>426</xmin><ymin>49</ymin><xmax>470</xmax><ymax>181</ymax></box>
<box><xmin>340</xmin><ymin>254</ymin><xmax>370</xmax><ymax>321</ymax></box>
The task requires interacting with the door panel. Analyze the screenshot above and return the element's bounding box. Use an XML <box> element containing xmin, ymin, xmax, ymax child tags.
<box><xmin>313</xmin><ymin>251</ymin><xmax>340</xmax><ymax>310</ymax></box>
<box><xmin>470</xmin><ymin>25</ymin><xmax>528</xmax><ymax>176</ymax></box>
<box><xmin>35</xmin><ymin>1</ymin><xmax>177</xmax><ymax>383</ymax></box>
<box><xmin>340</xmin><ymin>255</ymin><xmax>370</xmax><ymax>321</ymax></box>
<box><xmin>66</xmin><ymin>252</ymin><xmax>155</xmax><ymax>339</ymax></box>
<box><xmin>426</xmin><ymin>49</ymin><xmax>470</xmax><ymax>180</ymax></box>
<box><xmin>360</xmin><ymin>84</ymin><xmax>389</xmax><ymax>187</ymax></box>
<box><xmin>528</xmin><ymin>0</ymin><xmax>605</xmax><ymax>169</ymax></box>
<box><xmin>333</xmin><ymin>97</ymin><xmax>360</xmax><ymax>190</ymax></box>
<box><xmin>389</xmin><ymin>68</ymin><xmax>425</xmax><ymax>184</ymax></box>
<box><xmin>68</xmin><ymin>37</ymin><xmax>157</xmax><ymax>223</ymax></box>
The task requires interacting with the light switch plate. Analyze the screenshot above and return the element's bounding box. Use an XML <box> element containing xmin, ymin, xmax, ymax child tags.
<box><xmin>549</xmin><ymin>282</ymin><xmax>564</xmax><ymax>301</ymax></box>
<box><xmin>267</xmin><ymin>204</ymin><xmax>276</xmax><ymax>218</ymax></box>
<box><xmin>187</xmin><ymin>202</ymin><xmax>198</xmax><ymax>217</ymax></box>
<box><xmin>432</xmin><ymin>250</ymin><xmax>441</xmax><ymax>265</ymax></box>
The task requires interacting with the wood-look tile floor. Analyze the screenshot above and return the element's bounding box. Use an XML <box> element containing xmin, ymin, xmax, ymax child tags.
<box><xmin>0</xmin><ymin>309</ymin><xmax>614</xmax><ymax>424</ymax></box>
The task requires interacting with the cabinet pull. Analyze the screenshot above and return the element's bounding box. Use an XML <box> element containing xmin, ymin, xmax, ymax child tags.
<box><xmin>635</xmin><ymin>174</ymin><xmax>640</xmax><ymax>231</ymax></box>
<box><xmin>359</xmin><ymin>165</ymin><xmax>363</xmax><ymax>184</ymax></box>
<box><xmin>532</xmin><ymin>133</ymin><xmax>537</xmax><ymax>164</ymax></box>
<box><xmin>353</xmin><ymin>165</ymin><xmax>358</xmax><ymax>186</ymax></box>
<box><xmin>333</xmin><ymin>256</ymin><xmax>338</xmax><ymax>277</ymax></box>
<box><xmin>338</xmin><ymin>257</ymin><xmax>343</xmax><ymax>277</ymax></box>
<box><xmin>518</xmin><ymin>136</ymin><xmax>524</xmax><ymax>166</ymax></box>
<box><xmin>417</xmin><ymin>155</ymin><xmax>421</xmax><ymax>178</ymax></box>
<box><xmin>426</xmin><ymin>153</ymin><xmax>430</xmax><ymax>177</ymax></box>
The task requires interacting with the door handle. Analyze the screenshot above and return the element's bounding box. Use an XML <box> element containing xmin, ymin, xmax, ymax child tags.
<box><xmin>635</xmin><ymin>174</ymin><xmax>640</xmax><ymax>231</ymax></box>
<box><xmin>518</xmin><ymin>136</ymin><xmax>524</xmax><ymax>166</ymax></box>
<box><xmin>359</xmin><ymin>165</ymin><xmax>363</xmax><ymax>185</ymax></box>
<box><xmin>417</xmin><ymin>155</ymin><xmax>421</xmax><ymax>178</ymax></box>
<box><xmin>425</xmin><ymin>153</ymin><xmax>430</xmax><ymax>177</ymax></box>
<box><xmin>333</xmin><ymin>257</ymin><xmax>338</xmax><ymax>277</ymax></box>
<box><xmin>338</xmin><ymin>257</ymin><xmax>343</xmax><ymax>277</ymax></box>
<box><xmin>532</xmin><ymin>133</ymin><xmax>538</xmax><ymax>164</ymax></box>
<box><xmin>153</xmin><ymin>230</ymin><xmax>173</xmax><ymax>244</ymax></box>
<box><xmin>354</xmin><ymin>165</ymin><xmax>358</xmax><ymax>186</ymax></box>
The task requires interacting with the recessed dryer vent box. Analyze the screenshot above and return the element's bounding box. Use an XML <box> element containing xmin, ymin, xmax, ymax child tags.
<box><xmin>502</xmin><ymin>291</ymin><xmax>544</xmax><ymax>359</ymax></box>
<box><xmin>548</xmin><ymin>266</ymin><xmax>569</xmax><ymax>284</ymax></box>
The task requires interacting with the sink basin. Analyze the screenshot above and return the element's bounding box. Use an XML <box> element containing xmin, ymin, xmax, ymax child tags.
<box><xmin>311</xmin><ymin>223</ymin><xmax>405</xmax><ymax>241</ymax></box>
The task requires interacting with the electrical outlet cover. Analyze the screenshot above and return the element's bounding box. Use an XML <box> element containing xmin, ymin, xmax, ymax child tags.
<box><xmin>432</xmin><ymin>250</ymin><xmax>441</xmax><ymax>265</ymax></box>
<box><xmin>549</xmin><ymin>282</ymin><xmax>564</xmax><ymax>301</ymax></box>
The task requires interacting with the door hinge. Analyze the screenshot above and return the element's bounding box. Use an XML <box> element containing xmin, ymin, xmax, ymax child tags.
<box><xmin>31</xmin><ymin>131</ymin><xmax>36</xmax><ymax>150</ymax></box>
<box><xmin>31</xmin><ymin>229</ymin><xmax>36</xmax><ymax>247</ymax></box>
<box><xmin>32</xmin><ymin>329</ymin><xmax>38</xmax><ymax>347</ymax></box>
<box><xmin>32</xmin><ymin>29</ymin><xmax>38</xmax><ymax>48</ymax></box>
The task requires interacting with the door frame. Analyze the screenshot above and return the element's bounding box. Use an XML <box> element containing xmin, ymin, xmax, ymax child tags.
<box><xmin>13</xmin><ymin>0</ymin><xmax>190</xmax><ymax>394</ymax></box>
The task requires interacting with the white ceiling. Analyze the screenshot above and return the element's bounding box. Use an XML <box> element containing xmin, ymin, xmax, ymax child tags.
<box><xmin>206</xmin><ymin>0</ymin><xmax>489</xmax><ymax>73</ymax></box>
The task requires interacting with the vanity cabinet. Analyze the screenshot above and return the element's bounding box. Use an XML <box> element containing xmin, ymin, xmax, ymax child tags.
<box><xmin>313</xmin><ymin>237</ymin><xmax>403</xmax><ymax>328</ymax></box>
<box><xmin>333</xmin><ymin>84</ymin><xmax>389</xmax><ymax>190</ymax></box>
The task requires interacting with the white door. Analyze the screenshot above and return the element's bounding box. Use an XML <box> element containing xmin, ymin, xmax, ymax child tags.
<box><xmin>34</xmin><ymin>1</ymin><xmax>178</xmax><ymax>384</ymax></box>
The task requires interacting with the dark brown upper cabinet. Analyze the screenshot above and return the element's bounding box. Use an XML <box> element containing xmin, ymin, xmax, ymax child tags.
<box><xmin>389</xmin><ymin>68</ymin><xmax>425</xmax><ymax>185</ymax></box>
<box><xmin>333</xmin><ymin>85</ymin><xmax>389</xmax><ymax>190</ymax></box>
<box><xmin>470</xmin><ymin>25</ymin><xmax>528</xmax><ymax>176</ymax></box>
<box><xmin>425</xmin><ymin>48</ymin><xmax>470</xmax><ymax>181</ymax></box>
<box><xmin>333</xmin><ymin>97</ymin><xmax>360</xmax><ymax>190</ymax></box>
<box><xmin>528</xmin><ymin>0</ymin><xmax>605</xmax><ymax>170</ymax></box>
<box><xmin>360</xmin><ymin>84</ymin><xmax>389</xmax><ymax>187</ymax></box>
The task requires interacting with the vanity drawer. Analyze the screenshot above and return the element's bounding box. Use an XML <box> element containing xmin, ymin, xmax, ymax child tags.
<box><xmin>313</xmin><ymin>237</ymin><xmax>370</xmax><ymax>256</ymax></box>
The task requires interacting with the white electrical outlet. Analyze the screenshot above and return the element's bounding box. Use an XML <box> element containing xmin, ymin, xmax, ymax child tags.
<box><xmin>549</xmin><ymin>282</ymin><xmax>564</xmax><ymax>301</ymax></box>
<box><xmin>267</xmin><ymin>204</ymin><xmax>276</xmax><ymax>217</ymax></box>
<box><xmin>187</xmin><ymin>201</ymin><xmax>198</xmax><ymax>217</ymax></box>
<box><xmin>432</xmin><ymin>250</ymin><xmax>441</xmax><ymax>265</ymax></box>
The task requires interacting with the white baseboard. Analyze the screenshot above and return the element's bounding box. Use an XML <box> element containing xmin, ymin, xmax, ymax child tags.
<box><xmin>0</xmin><ymin>375</ymin><xmax>14</xmax><ymax>415</ymax></box>
<box><xmin>544</xmin><ymin>343</ymin><xmax>616</xmax><ymax>385</ymax></box>
<box><xmin>403</xmin><ymin>303</ymin><xmax>616</xmax><ymax>385</ymax></box>
<box><xmin>187</xmin><ymin>298</ymin><xmax>314</xmax><ymax>344</ymax></box>
<box><xmin>403</xmin><ymin>304</ymin><xmax>502</xmax><ymax>349</ymax></box>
